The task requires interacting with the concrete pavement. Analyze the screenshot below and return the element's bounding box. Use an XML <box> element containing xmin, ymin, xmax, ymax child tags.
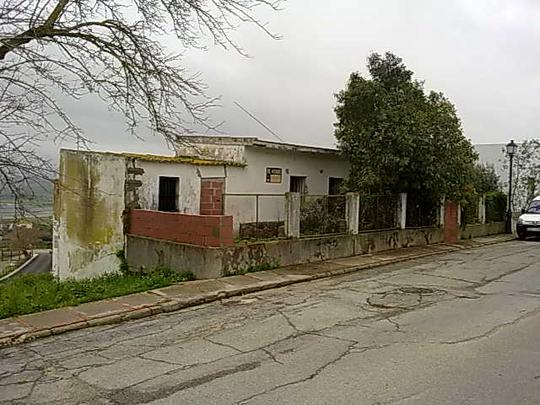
<box><xmin>17</xmin><ymin>252</ymin><xmax>52</xmax><ymax>276</ymax></box>
<box><xmin>1</xmin><ymin>237</ymin><xmax>538</xmax><ymax>404</ymax></box>
<box><xmin>0</xmin><ymin>235</ymin><xmax>511</xmax><ymax>347</ymax></box>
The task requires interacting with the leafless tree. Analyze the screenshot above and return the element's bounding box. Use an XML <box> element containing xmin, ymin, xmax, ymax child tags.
<box><xmin>0</xmin><ymin>0</ymin><xmax>280</xmax><ymax>210</ymax></box>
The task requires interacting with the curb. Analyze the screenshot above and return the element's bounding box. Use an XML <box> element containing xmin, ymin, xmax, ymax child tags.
<box><xmin>0</xmin><ymin>236</ymin><xmax>515</xmax><ymax>348</ymax></box>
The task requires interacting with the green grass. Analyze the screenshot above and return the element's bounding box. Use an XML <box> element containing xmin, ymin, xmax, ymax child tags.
<box><xmin>0</xmin><ymin>268</ymin><xmax>195</xmax><ymax>319</ymax></box>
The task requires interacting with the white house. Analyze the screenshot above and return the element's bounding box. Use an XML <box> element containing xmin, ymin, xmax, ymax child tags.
<box><xmin>176</xmin><ymin>136</ymin><xmax>350</xmax><ymax>231</ymax></box>
<box><xmin>53</xmin><ymin>136</ymin><xmax>349</xmax><ymax>279</ymax></box>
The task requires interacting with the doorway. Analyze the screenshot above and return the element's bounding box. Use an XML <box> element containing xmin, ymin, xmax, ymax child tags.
<box><xmin>290</xmin><ymin>176</ymin><xmax>307</xmax><ymax>194</ymax></box>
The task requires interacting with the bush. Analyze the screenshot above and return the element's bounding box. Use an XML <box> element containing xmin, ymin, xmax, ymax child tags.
<box><xmin>0</xmin><ymin>268</ymin><xmax>195</xmax><ymax>319</ymax></box>
<box><xmin>485</xmin><ymin>191</ymin><xmax>507</xmax><ymax>223</ymax></box>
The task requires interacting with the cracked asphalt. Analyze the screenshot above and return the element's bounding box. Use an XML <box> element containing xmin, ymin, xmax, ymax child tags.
<box><xmin>1</xmin><ymin>240</ymin><xmax>539</xmax><ymax>404</ymax></box>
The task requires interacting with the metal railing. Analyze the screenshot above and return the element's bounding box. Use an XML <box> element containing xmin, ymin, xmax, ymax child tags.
<box><xmin>223</xmin><ymin>193</ymin><xmax>286</xmax><ymax>239</ymax></box>
<box><xmin>405</xmin><ymin>195</ymin><xmax>439</xmax><ymax>228</ymax></box>
<box><xmin>358</xmin><ymin>194</ymin><xmax>400</xmax><ymax>231</ymax></box>
<box><xmin>300</xmin><ymin>194</ymin><xmax>347</xmax><ymax>236</ymax></box>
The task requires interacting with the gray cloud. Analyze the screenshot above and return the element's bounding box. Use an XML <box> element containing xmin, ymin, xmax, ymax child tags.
<box><xmin>45</xmin><ymin>0</ymin><xmax>540</xmax><ymax>158</ymax></box>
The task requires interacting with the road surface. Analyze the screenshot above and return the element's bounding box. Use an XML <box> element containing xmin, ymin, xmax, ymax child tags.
<box><xmin>17</xmin><ymin>252</ymin><xmax>52</xmax><ymax>276</ymax></box>
<box><xmin>1</xmin><ymin>240</ymin><xmax>539</xmax><ymax>404</ymax></box>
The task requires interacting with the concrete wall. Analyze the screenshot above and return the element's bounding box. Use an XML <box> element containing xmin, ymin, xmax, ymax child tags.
<box><xmin>126</xmin><ymin>227</ymin><xmax>444</xmax><ymax>279</ymax></box>
<box><xmin>127</xmin><ymin>235</ymin><xmax>224</xmax><ymax>279</ymax></box>
<box><xmin>53</xmin><ymin>150</ymin><xmax>126</xmax><ymax>280</ymax></box>
<box><xmin>460</xmin><ymin>222</ymin><xmax>505</xmax><ymax>240</ymax></box>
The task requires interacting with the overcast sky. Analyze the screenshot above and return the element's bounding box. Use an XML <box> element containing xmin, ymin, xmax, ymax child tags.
<box><xmin>47</xmin><ymin>0</ymin><xmax>540</xmax><ymax>157</ymax></box>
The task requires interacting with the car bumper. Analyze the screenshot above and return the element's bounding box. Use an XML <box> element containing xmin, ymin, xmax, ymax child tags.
<box><xmin>517</xmin><ymin>223</ymin><xmax>540</xmax><ymax>236</ymax></box>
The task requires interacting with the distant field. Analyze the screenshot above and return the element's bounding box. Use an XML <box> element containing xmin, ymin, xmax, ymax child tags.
<box><xmin>0</xmin><ymin>199</ymin><xmax>53</xmax><ymax>219</ymax></box>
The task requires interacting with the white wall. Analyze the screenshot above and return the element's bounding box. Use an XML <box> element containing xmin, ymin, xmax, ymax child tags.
<box><xmin>224</xmin><ymin>147</ymin><xmax>349</xmax><ymax>230</ymax></box>
<box><xmin>137</xmin><ymin>160</ymin><xmax>201</xmax><ymax>214</ymax></box>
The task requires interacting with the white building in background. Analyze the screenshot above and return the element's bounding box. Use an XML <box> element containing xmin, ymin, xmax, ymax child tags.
<box><xmin>475</xmin><ymin>143</ymin><xmax>540</xmax><ymax>208</ymax></box>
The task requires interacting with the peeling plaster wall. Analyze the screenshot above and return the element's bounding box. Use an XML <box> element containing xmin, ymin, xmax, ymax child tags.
<box><xmin>176</xmin><ymin>143</ymin><xmax>246</xmax><ymax>164</ymax></box>
<box><xmin>53</xmin><ymin>150</ymin><xmax>126</xmax><ymax>280</ymax></box>
<box><xmin>135</xmin><ymin>160</ymin><xmax>202</xmax><ymax>214</ymax></box>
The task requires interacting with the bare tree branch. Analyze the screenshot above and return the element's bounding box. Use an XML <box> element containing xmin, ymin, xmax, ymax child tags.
<box><xmin>0</xmin><ymin>0</ymin><xmax>281</xmax><ymax>211</ymax></box>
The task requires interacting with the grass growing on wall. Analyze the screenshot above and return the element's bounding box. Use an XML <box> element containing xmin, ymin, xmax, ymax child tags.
<box><xmin>0</xmin><ymin>268</ymin><xmax>195</xmax><ymax>319</ymax></box>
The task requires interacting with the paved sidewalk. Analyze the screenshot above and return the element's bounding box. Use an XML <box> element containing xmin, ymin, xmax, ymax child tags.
<box><xmin>0</xmin><ymin>235</ymin><xmax>514</xmax><ymax>347</ymax></box>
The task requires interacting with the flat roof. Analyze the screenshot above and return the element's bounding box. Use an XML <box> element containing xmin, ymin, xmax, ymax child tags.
<box><xmin>176</xmin><ymin>135</ymin><xmax>340</xmax><ymax>155</ymax></box>
<box><xmin>60</xmin><ymin>149</ymin><xmax>245</xmax><ymax>167</ymax></box>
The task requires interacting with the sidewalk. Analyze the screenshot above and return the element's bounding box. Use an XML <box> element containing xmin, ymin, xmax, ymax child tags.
<box><xmin>0</xmin><ymin>235</ymin><xmax>514</xmax><ymax>347</ymax></box>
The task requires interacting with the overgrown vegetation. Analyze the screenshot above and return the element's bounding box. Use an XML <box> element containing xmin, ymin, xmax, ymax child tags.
<box><xmin>232</xmin><ymin>260</ymin><xmax>280</xmax><ymax>276</ymax></box>
<box><xmin>335</xmin><ymin>53</ymin><xmax>478</xmax><ymax>201</ymax></box>
<box><xmin>0</xmin><ymin>268</ymin><xmax>195</xmax><ymax>319</ymax></box>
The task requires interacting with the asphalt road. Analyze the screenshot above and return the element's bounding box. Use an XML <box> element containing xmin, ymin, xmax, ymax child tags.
<box><xmin>17</xmin><ymin>252</ymin><xmax>52</xmax><ymax>276</ymax></box>
<box><xmin>1</xmin><ymin>241</ymin><xmax>539</xmax><ymax>404</ymax></box>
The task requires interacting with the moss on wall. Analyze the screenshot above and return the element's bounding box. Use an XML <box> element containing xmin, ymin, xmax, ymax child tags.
<box><xmin>61</xmin><ymin>153</ymin><xmax>117</xmax><ymax>246</ymax></box>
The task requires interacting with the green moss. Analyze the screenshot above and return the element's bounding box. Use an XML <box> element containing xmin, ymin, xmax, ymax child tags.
<box><xmin>61</xmin><ymin>153</ymin><xmax>117</xmax><ymax>246</ymax></box>
<box><xmin>231</xmin><ymin>259</ymin><xmax>280</xmax><ymax>276</ymax></box>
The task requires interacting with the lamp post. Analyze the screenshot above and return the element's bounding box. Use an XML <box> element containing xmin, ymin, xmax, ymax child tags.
<box><xmin>505</xmin><ymin>140</ymin><xmax>518</xmax><ymax>233</ymax></box>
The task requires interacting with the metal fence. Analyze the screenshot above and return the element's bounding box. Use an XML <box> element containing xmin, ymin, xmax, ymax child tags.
<box><xmin>358</xmin><ymin>194</ymin><xmax>400</xmax><ymax>231</ymax></box>
<box><xmin>485</xmin><ymin>193</ymin><xmax>506</xmax><ymax>223</ymax></box>
<box><xmin>461</xmin><ymin>196</ymin><xmax>480</xmax><ymax>225</ymax></box>
<box><xmin>405</xmin><ymin>195</ymin><xmax>439</xmax><ymax>228</ymax></box>
<box><xmin>223</xmin><ymin>193</ymin><xmax>286</xmax><ymax>239</ymax></box>
<box><xmin>300</xmin><ymin>195</ymin><xmax>347</xmax><ymax>236</ymax></box>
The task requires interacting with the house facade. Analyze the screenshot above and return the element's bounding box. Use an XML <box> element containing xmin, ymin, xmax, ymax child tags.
<box><xmin>53</xmin><ymin>137</ymin><xmax>349</xmax><ymax>279</ymax></box>
<box><xmin>176</xmin><ymin>136</ymin><xmax>350</xmax><ymax>232</ymax></box>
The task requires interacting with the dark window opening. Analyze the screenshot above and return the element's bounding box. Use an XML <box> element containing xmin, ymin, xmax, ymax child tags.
<box><xmin>290</xmin><ymin>176</ymin><xmax>307</xmax><ymax>194</ymax></box>
<box><xmin>329</xmin><ymin>177</ymin><xmax>344</xmax><ymax>195</ymax></box>
<box><xmin>158</xmin><ymin>177</ymin><xmax>179</xmax><ymax>212</ymax></box>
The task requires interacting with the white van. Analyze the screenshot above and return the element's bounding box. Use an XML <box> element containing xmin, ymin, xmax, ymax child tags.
<box><xmin>516</xmin><ymin>196</ymin><xmax>540</xmax><ymax>239</ymax></box>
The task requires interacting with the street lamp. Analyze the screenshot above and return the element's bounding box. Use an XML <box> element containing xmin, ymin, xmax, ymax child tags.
<box><xmin>506</xmin><ymin>140</ymin><xmax>518</xmax><ymax>233</ymax></box>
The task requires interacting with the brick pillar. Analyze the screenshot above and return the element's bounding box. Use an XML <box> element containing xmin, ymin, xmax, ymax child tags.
<box><xmin>285</xmin><ymin>192</ymin><xmax>300</xmax><ymax>238</ymax></box>
<box><xmin>200</xmin><ymin>179</ymin><xmax>224</xmax><ymax>215</ymax></box>
<box><xmin>443</xmin><ymin>200</ymin><xmax>459</xmax><ymax>243</ymax></box>
<box><xmin>346</xmin><ymin>192</ymin><xmax>359</xmax><ymax>235</ymax></box>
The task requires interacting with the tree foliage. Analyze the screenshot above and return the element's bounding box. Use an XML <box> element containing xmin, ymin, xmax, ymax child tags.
<box><xmin>470</xmin><ymin>163</ymin><xmax>500</xmax><ymax>194</ymax></box>
<box><xmin>334</xmin><ymin>52</ymin><xmax>478</xmax><ymax>201</ymax></box>
<box><xmin>503</xmin><ymin>139</ymin><xmax>540</xmax><ymax>209</ymax></box>
<box><xmin>0</xmin><ymin>0</ymin><xmax>279</xmax><ymax>208</ymax></box>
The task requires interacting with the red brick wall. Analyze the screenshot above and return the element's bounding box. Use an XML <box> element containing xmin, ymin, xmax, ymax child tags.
<box><xmin>444</xmin><ymin>200</ymin><xmax>459</xmax><ymax>243</ymax></box>
<box><xmin>200</xmin><ymin>179</ymin><xmax>224</xmax><ymax>216</ymax></box>
<box><xmin>129</xmin><ymin>210</ymin><xmax>233</xmax><ymax>247</ymax></box>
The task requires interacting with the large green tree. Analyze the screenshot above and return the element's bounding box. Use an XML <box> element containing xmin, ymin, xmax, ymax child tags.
<box><xmin>334</xmin><ymin>52</ymin><xmax>478</xmax><ymax>201</ymax></box>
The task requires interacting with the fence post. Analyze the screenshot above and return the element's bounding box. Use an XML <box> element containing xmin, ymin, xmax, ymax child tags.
<box><xmin>345</xmin><ymin>192</ymin><xmax>359</xmax><ymax>235</ymax></box>
<box><xmin>479</xmin><ymin>195</ymin><xmax>486</xmax><ymax>224</ymax></box>
<box><xmin>397</xmin><ymin>193</ymin><xmax>407</xmax><ymax>229</ymax></box>
<box><xmin>457</xmin><ymin>203</ymin><xmax>462</xmax><ymax>226</ymax></box>
<box><xmin>438</xmin><ymin>196</ymin><xmax>445</xmax><ymax>227</ymax></box>
<box><xmin>285</xmin><ymin>192</ymin><xmax>300</xmax><ymax>238</ymax></box>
